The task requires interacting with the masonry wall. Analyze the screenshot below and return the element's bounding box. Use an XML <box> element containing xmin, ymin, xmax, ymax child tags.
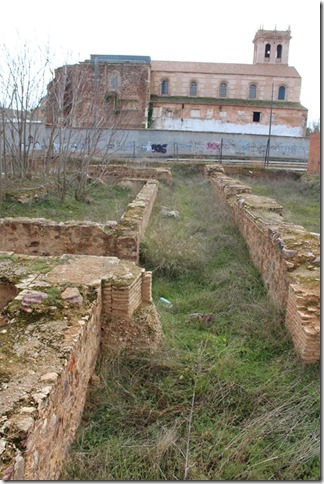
<box><xmin>22</xmin><ymin>291</ymin><xmax>102</xmax><ymax>480</ymax></box>
<box><xmin>307</xmin><ymin>132</ymin><xmax>320</xmax><ymax>175</ymax></box>
<box><xmin>205</xmin><ymin>165</ymin><xmax>320</xmax><ymax>363</ymax></box>
<box><xmin>150</xmin><ymin>61</ymin><xmax>302</xmax><ymax>103</ymax></box>
<box><xmin>152</xmin><ymin>102</ymin><xmax>305</xmax><ymax>137</ymax></box>
<box><xmin>11</xmin><ymin>123</ymin><xmax>309</xmax><ymax>163</ymax></box>
<box><xmin>46</xmin><ymin>61</ymin><xmax>151</xmax><ymax>129</ymax></box>
<box><xmin>0</xmin><ymin>272</ymin><xmax>103</xmax><ymax>480</ymax></box>
<box><xmin>0</xmin><ymin>180</ymin><xmax>159</xmax><ymax>264</ymax></box>
<box><xmin>88</xmin><ymin>164</ymin><xmax>172</xmax><ymax>184</ymax></box>
<box><xmin>0</xmin><ymin>253</ymin><xmax>161</xmax><ymax>480</ymax></box>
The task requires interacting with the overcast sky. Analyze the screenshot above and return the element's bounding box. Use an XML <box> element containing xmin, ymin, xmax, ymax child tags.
<box><xmin>1</xmin><ymin>0</ymin><xmax>320</xmax><ymax>124</ymax></box>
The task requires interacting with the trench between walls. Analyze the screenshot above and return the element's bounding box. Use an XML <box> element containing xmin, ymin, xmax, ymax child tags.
<box><xmin>204</xmin><ymin>164</ymin><xmax>320</xmax><ymax>364</ymax></box>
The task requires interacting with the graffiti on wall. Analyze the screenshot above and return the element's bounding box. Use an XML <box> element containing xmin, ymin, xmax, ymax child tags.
<box><xmin>205</xmin><ymin>141</ymin><xmax>221</xmax><ymax>152</ymax></box>
<box><xmin>142</xmin><ymin>141</ymin><xmax>168</xmax><ymax>154</ymax></box>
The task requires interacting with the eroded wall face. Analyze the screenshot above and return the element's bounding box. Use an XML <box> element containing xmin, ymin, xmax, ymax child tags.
<box><xmin>152</xmin><ymin>103</ymin><xmax>305</xmax><ymax>137</ymax></box>
<box><xmin>46</xmin><ymin>62</ymin><xmax>151</xmax><ymax>129</ymax></box>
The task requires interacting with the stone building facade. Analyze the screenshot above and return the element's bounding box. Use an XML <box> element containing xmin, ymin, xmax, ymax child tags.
<box><xmin>46</xmin><ymin>29</ymin><xmax>307</xmax><ymax>137</ymax></box>
<box><xmin>46</xmin><ymin>55</ymin><xmax>151</xmax><ymax>130</ymax></box>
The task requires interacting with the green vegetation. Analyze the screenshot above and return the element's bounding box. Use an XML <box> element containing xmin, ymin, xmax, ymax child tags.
<box><xmin>60</xmin><ymin>167</ymin><xmax>320</xmax><ymax>481</ymax></box>
<box><xmin>0</xmin><ymin>181</ymin><xmax>139</xmax><ymax>223</ymax></box>
<box><xmin>236</xmin><ymin>172</ymin><xmax>320</xmax><ymax>233</ymax></box>
<box><xmin>150</xmin><ymin>94</ymin><xmax>305</xmax><ymax>110</ymax></box>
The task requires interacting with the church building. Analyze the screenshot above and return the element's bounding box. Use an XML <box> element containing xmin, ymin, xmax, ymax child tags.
<box><xmin>45</xmin><ymin>28</ymin><xmax>307</xmax><ymax>137</ymax></box>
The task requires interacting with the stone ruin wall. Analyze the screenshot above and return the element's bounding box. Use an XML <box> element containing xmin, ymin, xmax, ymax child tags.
<box><xmin>88</xmin><ymin>164</ymin><xmax>173</xmax><ymax>184</ymax></box>
<box><xmin>205</xmin><ymin>164</ymin><xmax>320</xmax><ymax>364</ymax></box>
<box><xmin>0</xmin><ymin>179</ymin><xmax>159</xmax><ymax>264</ymax></box>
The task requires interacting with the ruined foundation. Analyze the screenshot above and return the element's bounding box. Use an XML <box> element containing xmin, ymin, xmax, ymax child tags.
<box><xmin>0</xmin><ymin>179</ymin><xmax>159</xmax><ymax>264</ymax></box>
<box><xmin>0</xmin><ymin>172</ymin><xmax>164</xmax><ymax>480</ymax></box>
<box><xmin>0</xmin><ymin>252</ymin><xmax>162</xmax><ymax>480</ymax></box>
<box><xmin>205</xmin><ymin>164</ymin><xmax>320</xmax><ymax>363</ymax></box>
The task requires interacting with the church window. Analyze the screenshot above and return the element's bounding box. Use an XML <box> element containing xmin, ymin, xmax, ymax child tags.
<box><xmin>161</xmin><ymin>79</ymin><xmax>169</xmax><ymax>95</ymax></box>
<box><xmin>278</xmin><ymin>85</ymin><xmax>286</xmax><ymax>100</ymax></box>
<box><xmin>276</xmin><ymin>44</ymin><xmax>282</xmax><ymax>59</ymax></box>
<box><xmin>219</xmin><ymin>82</ymin><xmax>227</xmax><ymax>97</ymax></box>
<box><xmin>265</xmin><ymin>43</ymin><xmax>271</xmax><ymax>58</ymax></box>
<box><xmin>190</xmin><ymin>81</ymin><xmax>197</xmax><ymax>96</ymax></box>
<box><xmin>249</xmin><ymin>84</ymin><xmax>257</xmax><ymax>99</ymax></box>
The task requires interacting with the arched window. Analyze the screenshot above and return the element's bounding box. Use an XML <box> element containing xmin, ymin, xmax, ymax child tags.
<box><xmin>190</xmin><ymin>81</ymin><xmax>197</xmax><ymax>96</ymax></box>
<box><xmin>265</xmin><ymin>43</ymin><xmax>271</xmax><ymax>58</ymax></box>
<box><xmin>278</xmin><ymin>85</ymin><xmax>286</xmax><ymax>100</ymax></box>
<box><xmin>161</xmin><ymin>79</ymin><xmax>169</xmax><ymax>95</ymax></box>
<box><xmin>276</xmin><ymin>44</ymin><xmax>282</xmax><ymax>59</ymax></box>
<box><xmin>219</xmin><ymin>82</ymin><xmax>227</xmax><ymax>98</ymax></box>
<box><xmin>249</xmin><ymin>84</ymin><xmax>257</xmax><ymax>99</ymax></box>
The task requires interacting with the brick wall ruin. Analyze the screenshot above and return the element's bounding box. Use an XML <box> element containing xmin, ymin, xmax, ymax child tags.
<box><xmin>307</xmin><ymin>132</ymin><xmax>320</xmax><ymax>175</ymax></box>
<box><xmin>0</xmin><ymin>252</ymin><xmax>161</xmax><ymax>480</ymax></box>
<box><xmin>88</xmin><ymin>164</ymin><xmax>172</xmax><ymax>184</ymax></box>
<box><xmin>205</xmin><ymin>164</ymin><xmax>320</xmax><ymax>363</ymax></box>
<box><xmin>0</xmin><ymin>180</ymin><xmax>159</xmax><ymax>264</ymax></box>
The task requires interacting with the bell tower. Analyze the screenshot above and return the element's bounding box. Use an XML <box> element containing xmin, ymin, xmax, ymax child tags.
<box><xmin>253</xmin><ymin>27</ymin><xmax>292</xmax><ymax>65</ymax></box>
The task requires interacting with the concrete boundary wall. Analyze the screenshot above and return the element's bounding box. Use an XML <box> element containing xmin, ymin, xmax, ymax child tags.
<box><xmin>205</xmin><ymin>165</ymin><xmax>320</xmax><ymax>363</ymax></box>
<box><xmin>0</xmin><ymin>180</ymin><xmax>159</xmax><ymax>264</ymax></box>
<box><xmin>15</xmin><ymin>123</ymin><xmax>309</xmax><ymax>162</ymax></box>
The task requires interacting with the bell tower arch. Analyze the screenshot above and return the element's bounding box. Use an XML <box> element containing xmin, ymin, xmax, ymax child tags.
<box><xmin>253</xmin><ymin>27</ymin><xmax>292</xmax><ymax>65</ymax></box>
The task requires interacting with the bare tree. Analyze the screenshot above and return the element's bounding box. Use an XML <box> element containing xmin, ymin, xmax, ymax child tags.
<box><xmin>0</xmin><ymin>44</ymin><xmax>143</xmax><ymax>203</ymax></box>
<box><xmin>306</xmin><ymin>119</ymin><xmax>320</xmax><ymax>135</ymax></box>
<box><xmin>45</xmin><ymin>61</ymin><xmax>132</xmax><ymax>202</ymax></box>
<box><xmin>0</xmin><ymin>41</ymin><xmax>50</xmax><ymax>179</ymax></box>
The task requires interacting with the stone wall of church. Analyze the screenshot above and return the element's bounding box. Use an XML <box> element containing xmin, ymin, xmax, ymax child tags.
<box><xmin>46</xmin><ymin>61</ymin><xmax>151</xmax><ymax>129</ymax></box>
<box><xmin>151</xmin><ymin>102</ymin><xmax>305</xmax><ymax>136</ymax></box>
<box><xmin>150</xmin><ymin>64</ymin><xmax>302</xmax><ymax>102</ymax></box>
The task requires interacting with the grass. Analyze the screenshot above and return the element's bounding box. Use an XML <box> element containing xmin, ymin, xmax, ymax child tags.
<box><xmin>236</xmin><ymin>171</ymin><xmax>320</xmax><ymax>233</ymax></box>
<box><xmin>0</xmin><ymin>178</ymin><xmax>140</xmax><ymax>223</ymax></box>
<box><xmin>60</xmin><ymin>166</ymin><xmax>320</xmax><ymax>481</ymax></box>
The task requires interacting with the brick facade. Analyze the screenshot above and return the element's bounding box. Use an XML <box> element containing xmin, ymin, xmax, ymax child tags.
<box><xmin>307</xmin><ymin>132</ymin><xmax>320</xmax><ymax>174</ymax></box>
<box><xmin>46</xmin><ymin>58</ymin><xmax>151</xmax><ymax>129</ymax></box>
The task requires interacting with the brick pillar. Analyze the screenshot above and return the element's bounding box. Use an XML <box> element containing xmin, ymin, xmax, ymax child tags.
<box><xmin>142</xmin><ymin>270</ymin><xmax>152</xmax><ymax>303</ymax></box>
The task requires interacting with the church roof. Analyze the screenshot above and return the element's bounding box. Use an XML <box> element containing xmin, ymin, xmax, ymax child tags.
<box><xmin>151</xmin><ymin>60</ymin><xmax>300</xmax><ymax>78</ymax></box>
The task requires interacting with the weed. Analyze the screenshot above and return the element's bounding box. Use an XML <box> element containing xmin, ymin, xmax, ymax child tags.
<box><xmin>237</xmin><ymin>172</ymin><xmax>320</xmax><ymax>233</ymax></box>
<box><xmin>0</xmin><ymin>180</ymin><xmax>138</xmax><ymax>223</ymax></box>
